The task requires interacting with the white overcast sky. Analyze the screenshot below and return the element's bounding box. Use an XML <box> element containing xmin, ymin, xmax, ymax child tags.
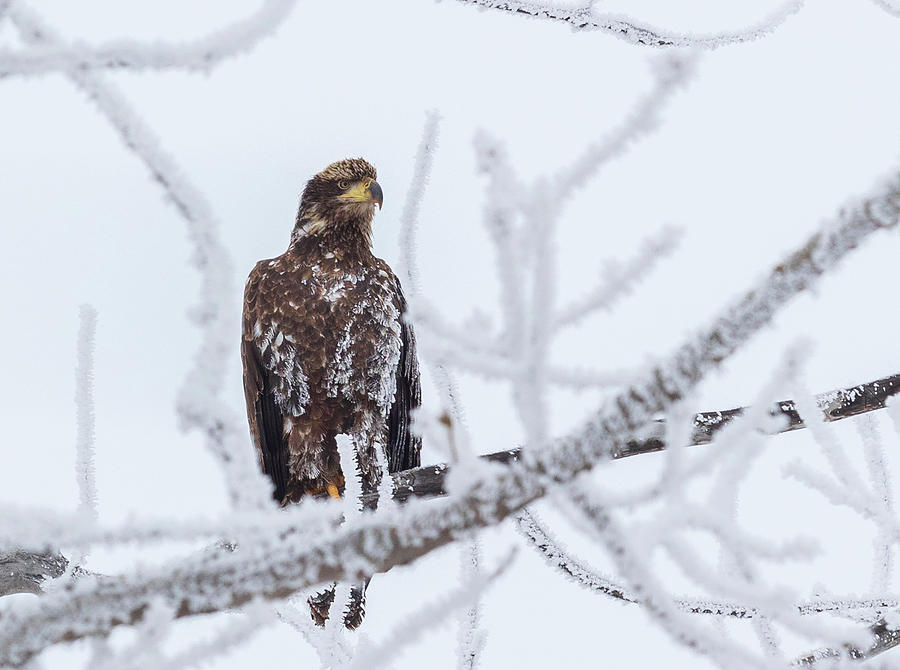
<box><xmin>3</xmin><ymin>0</ymin><xmax>900</xmax><ymax>668</ymax></box>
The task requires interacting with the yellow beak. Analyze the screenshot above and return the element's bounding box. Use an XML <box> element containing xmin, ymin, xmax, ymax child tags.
<box><xmin>339</xmin><ymin>180</ymin><xmax>384</xmax><ymax>209</ymax></box>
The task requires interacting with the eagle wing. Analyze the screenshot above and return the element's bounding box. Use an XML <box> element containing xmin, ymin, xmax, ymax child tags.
<box><xmin>241</xmin><ymin>262</ymin><xmax>292</xmax><ymax>503</ymax></box>
<box><xmin>386</xmin><ymin>278</ymin><xmax>421</xmax><ymax>474</ymax></box>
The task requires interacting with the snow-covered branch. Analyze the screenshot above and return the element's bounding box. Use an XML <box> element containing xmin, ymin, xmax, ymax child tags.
<box><xmin>519</xmin><ymin>509</ymin><xmax>899</xmax><ymax>618</ymax></box>
<box><xmin>8</xmin><ymin>5</ymin><xmax>271</xmax><ymax>511</ymax></box>
<box><xmin>349</xmin><ymin>550</ymin><xmax>511</xmax><ymax>670</ymax></box>
<box><xmin>794</xmin><ymin>617</ymin><xmax>900</xmax><ymax>665</ymax></box>
<box><xmin>74</xmin><ymin>304</ymin><xmax>98</xmax><ymax>522</ymax></box>
<box><xmin>869</xmin><ymin>0</ymin><xmax>900</xmax><ymax>19</ymax></box>
<box><xmin>3</xmin><ymin>371</ymin><xmax>897</xmax><ymax>584</ymax></box>
<box><xmin>399</xmin><ymin>110</ymin><xmax>441</xmax><ymax>299</ymax></box>
<box><xmin>450</xmin><ymin>0</ymin><xmax>804</xmax><ymax>49</ymax></box>
<box><xmin>552</xmin><ymin>225</ymin><xmax>682</xmax><ymax>330</ymax></box>
<box><xmin>0</xmin><ymin>0</ymin><xmax>298</xmax><ymax>78</ymax></box>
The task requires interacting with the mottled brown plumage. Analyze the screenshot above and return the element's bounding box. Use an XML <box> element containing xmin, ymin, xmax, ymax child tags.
<box><xmin>241</xmin><ymin>158</ymin><xmax>421</xmax><ymax>627</ymax></box>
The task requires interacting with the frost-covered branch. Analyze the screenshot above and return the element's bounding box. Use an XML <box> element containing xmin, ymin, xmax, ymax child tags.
<box><xmin>1</xmin><ymin>163</ymin><xmax>896</xmax><ymax>665</ymax></box>
<box><xmin>869</xmin><ymin>0</ymin><xmax>900</xmax><ymax>19</ymax></box>
<box><xmin>565</xmin><ymin>486</ymin><xmax>774</xmax><ymax>668</ymax></box>
<box><xmin>3</xmin><ymin>371</ymin><xmax>899</xmax><ymax>613</ymax></box>
<box><xmin>794</xmin><ymin>617</ymin><xmax>900</xmax><ymax>665</ymax></box>
<box><xmin>9</xmin><ymin>5</ymin><xmax>270</xmax><ymax>510</ymax></box>
<box><xmin>399</xmin><ymin>110</ymin><xmax>441</xmax><ymax>298</ymax></box>
<box><xmin>74</xmin><ymin>305</ymin><xmax>98</xmax><ymax>521</ymax></box>
<box><xmin>349</xmin><ymin>550</ymin><xmax>511</xmax><ymax>670</ymax></box>
<box><xmin>456</xmin><ymin>541</ymin><xmax>486</xmax><ymax>670</ymax></box>
<box><xmin>552</xmin><ymin>226</ymin><xmax>682</xmax><ymax>330</ymax></box>
<box><xmin>518</xmin><ymin>505</ymin><xmax>898</xmax><ymax>619</ymax></box>
<box><xmin>450</xmin><ymin>0</ymin><xmax>804</xmax><ymax>49</ymax></box>
<box><xmin>0</xmin><ymin>0</ymin><xmax>298</xmax><ymax>78</ymax></box>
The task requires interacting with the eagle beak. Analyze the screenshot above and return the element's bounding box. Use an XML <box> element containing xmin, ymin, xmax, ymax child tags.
<box><xmin>368</xmin><ymin>180</ymin><xmax>383</xmax><ymax>210</ymax></box>
<box><xmin>339</xmin><ymin>180</ymin><xmax>384</xmax><ymax>209</ymax></box>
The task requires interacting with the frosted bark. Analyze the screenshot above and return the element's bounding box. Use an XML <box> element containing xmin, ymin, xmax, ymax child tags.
<box><xmin>450</xmin><ymin>0</ymin><xmax>804</xmax><ymax>49</ymax></box>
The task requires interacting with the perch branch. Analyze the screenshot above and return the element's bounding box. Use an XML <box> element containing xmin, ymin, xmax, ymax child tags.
<box><xmin>386</xmin><ymin>372</ymin><xmax>900</xmax><ymax>504</ymax></box>
<box><xmin>6</xmin><ymin>375</ymin><xmax>898</xmax><ymax>601</ymax></box>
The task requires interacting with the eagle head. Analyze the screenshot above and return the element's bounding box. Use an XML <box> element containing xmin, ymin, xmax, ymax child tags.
<box><xmin>295</xmin><ymin>158</ymin><xmax>383</xmax><ymax>240</ymax></box>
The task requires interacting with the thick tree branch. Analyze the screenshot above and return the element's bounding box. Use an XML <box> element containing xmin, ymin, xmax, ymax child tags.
<box><xmin>7</xmin><ymin>374</ymin><xmax>898</xmax><ymax>603</ymax></box>
<box><xmin>0</xmin><ymin>551</ymin><xmax>67</xmax><ymax>597</ymax></box>
<box><xmin>0</xmin><ymin>165</ymin><xmax>896</xmax><ymax>666</ymax></box>
<box><xmin>386</xmin><ymin>372</ymin><xmax>900</xmax><ymax>504</ymax></box>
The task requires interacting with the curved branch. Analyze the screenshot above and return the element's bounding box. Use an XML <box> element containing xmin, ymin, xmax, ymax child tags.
<box><xmin>9</xmin><ymin>5</ymin><xmax>271</xmax><ymax>509</ymax></box>
<box><xmin>0</xmin><ymin>0</ymin><xmax>298</xmax><ymax>78</ymax></box>
<box><xmin>450</xmin><ymin>0</ymin><xmax>804</xmax><ymax>49</ymax></box>
<box><xmin>516</xmin><ymin>510</ymin><xmax>899</xmax><ymax>619</ymax></box>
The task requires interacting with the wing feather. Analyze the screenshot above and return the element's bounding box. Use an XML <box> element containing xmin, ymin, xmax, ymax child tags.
<box><xmin>242</xmin><ymin>265</ymin><xmax>291</xmax><ymax>503</ymax></box>
<box><xmin>386</xmin><ymin>281</ymin><xmax>421</xmax><ymax>473</ymax></box>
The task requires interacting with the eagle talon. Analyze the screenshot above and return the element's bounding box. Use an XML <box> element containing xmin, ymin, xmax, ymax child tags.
<box><xmin>326</xmin><ymin>483</ymin><xmax>341</xmax><ymax>499</ymax></box>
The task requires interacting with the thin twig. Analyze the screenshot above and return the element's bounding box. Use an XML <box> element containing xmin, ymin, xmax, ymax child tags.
<box><xmin>450</xmin><ymin>0</ymin><xmax>804</xmax><ymax>49</ymax></box>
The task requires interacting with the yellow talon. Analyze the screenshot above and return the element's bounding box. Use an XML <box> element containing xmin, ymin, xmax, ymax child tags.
<box><xmin>326</xmin><ymin>483</ymin><xmax>341</xmax><ymax>499</ymax></box>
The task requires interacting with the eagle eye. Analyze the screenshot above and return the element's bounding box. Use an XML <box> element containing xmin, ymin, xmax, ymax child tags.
<box><xmin>338</xmin><ymin>180</ymin><xmax>350</xmax><ymax>190</ymax></box>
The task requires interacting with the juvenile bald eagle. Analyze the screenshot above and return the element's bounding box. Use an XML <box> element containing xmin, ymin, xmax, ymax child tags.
<box><xmin>241</xmin><ymin>158</ymin><xmax>421</xmax><ymax>628</ymax></box>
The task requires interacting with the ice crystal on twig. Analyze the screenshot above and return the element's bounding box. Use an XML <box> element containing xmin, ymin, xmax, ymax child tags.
<box><xmin>74</xmin><ymin>304</ymin><xmax>98</xmax><ymax>522</ymax></box>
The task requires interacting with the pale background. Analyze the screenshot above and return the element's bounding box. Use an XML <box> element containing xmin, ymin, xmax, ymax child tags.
<box><xmin>2</xmin><ymin>0</ymin><xmax>900</xmax><ymax>667</ymax></box>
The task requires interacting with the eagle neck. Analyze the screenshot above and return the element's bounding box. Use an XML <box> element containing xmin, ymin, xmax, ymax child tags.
<box><xmin>289</xmin><ymin>221</ymin><xmax>374</xmax><ymax>262</ymax></box>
